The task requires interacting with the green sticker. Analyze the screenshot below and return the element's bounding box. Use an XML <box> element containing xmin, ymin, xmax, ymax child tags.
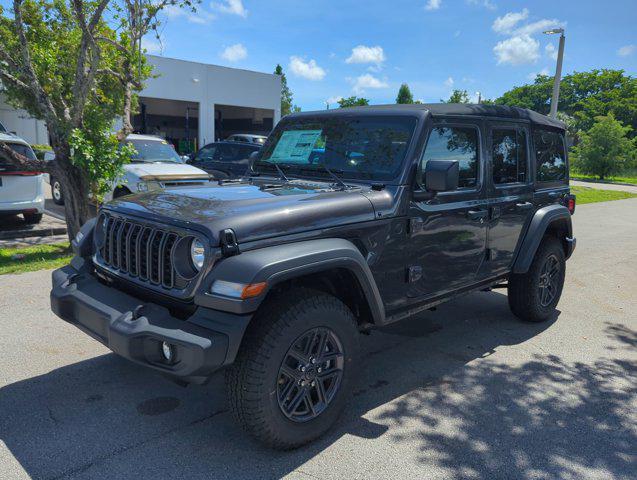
<box><xmin>270</xmin><ymin>130</ymin><xmax>322</xmax><ymax>163</ymax></box>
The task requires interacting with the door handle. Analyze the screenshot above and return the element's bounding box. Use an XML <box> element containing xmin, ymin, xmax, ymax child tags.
<box><xmin>466</xmin><ymin>209</ymin><xmax>488</xmax><ymax>221</ymax></box>
<box><xmin>515</xmin><ymin>202</ymin><xmax>533</xmax><ymax>210</ymax></box>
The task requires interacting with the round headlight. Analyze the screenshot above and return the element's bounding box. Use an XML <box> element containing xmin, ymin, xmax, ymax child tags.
<box><xmin>190</xmin><ymin>238</ymin><xmax>206</xmax><ymax>270</ymax></box>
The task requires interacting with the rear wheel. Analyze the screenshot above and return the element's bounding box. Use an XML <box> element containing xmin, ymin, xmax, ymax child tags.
<box><xmin>23</xmin><ymin>212</ymin><xmax>43</xmax><ymax>224</ymax></box>
<box><xmin>508</xmin><ymin>236</ymin><xmax>565</xmax><ymax>322</ymax></box>
<box><xmin>226</xmin><ymin>288</ymin><xmax>360</xmax><ymax>449</ymax></box>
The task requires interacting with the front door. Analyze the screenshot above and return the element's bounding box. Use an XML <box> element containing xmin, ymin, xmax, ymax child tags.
<box><xmin>482</xmin><ymin>123</ymin><xmax>534</xmax><ymax>277</ymax></box>
<box><xmin>407</xmin><ymin>121</ymin><xmax>488</xmax><ymax>300</ymax></box>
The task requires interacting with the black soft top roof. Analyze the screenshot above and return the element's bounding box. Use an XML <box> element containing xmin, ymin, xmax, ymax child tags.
<box><xmin>289</xmin><ymin>103</ymin><xmax>565</xmax><ymax>129</ymax></box>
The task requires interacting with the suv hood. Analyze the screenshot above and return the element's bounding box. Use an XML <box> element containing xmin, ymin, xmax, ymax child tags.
<box><xmin>106</xmin><ymin>180</ymin><xmax>376</xmax><ymax>245</ymax></box>
<box><xmin>124</xmin><ymin>162</ymin><xmax>209</xmax><ymax>180</ymax></box>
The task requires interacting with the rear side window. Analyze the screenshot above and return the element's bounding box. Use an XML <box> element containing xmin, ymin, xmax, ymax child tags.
<box><xmin>492</xmin><ymin>128</ymin><xmax>527</xmax><ymax>185</ymax></box>
<box><xmin>422</xmin><ymin>126</ymin><xmax>479</xmax><ymax>189</ymax></box>
<box><xmin>533</xmin><ymin>129</ymin><xmax>566</xmax><ymax>183</ymax></box>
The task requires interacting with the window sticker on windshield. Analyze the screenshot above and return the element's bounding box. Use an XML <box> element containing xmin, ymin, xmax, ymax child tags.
<box><xmin>270</xmin><ymin>130</ymin><xmax>322</xmax><ymax>162</ymax></box>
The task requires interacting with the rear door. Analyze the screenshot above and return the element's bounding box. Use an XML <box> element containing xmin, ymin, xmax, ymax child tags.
<box><xmin>0</xmin><ymin>143</ymin><xmax>40</xmax><ymax>203</ymax></box>
<box><xmin>481</xmin><ymin>122</ymin><xmax>534</xmax><ymax>277</ymax></box>
<box><xmin>407</xmin><ymin>120</ymin><xmax>488</xmax><ymax>299</ymax></box>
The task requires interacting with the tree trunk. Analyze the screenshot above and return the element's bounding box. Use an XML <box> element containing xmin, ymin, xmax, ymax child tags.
<box><xmin>50</xmin><ymin>140</ymin><xmax>92</xmax><ymax>241</ymax></box>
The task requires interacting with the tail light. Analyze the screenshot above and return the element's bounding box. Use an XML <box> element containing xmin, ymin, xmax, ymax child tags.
<box><xmin>567</xmin><ymin>195</ymin><xmax>576</xmax><ymax>214</ymax></box>
<box><xmin>0</xmin><ymin>171</ymin><xmax>43</xmax><ymax>176</ymax></box>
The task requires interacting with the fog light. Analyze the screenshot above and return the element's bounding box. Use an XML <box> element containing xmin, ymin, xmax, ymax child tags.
<box><xmin>161</xmin><ymin>342</ymin><xmax>174</xmax><ymax>362</ymax></box>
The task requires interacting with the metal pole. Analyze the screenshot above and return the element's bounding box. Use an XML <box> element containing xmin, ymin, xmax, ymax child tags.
<box><xmin>549</xmin><ymin>33</ymin><xmax>565</xmax><ymax>119</ymax></box>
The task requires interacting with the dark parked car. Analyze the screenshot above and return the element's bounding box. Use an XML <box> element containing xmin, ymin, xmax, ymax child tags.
<box><xmin>189</xmin><ymin>141</ymin><xmax>261</xmax><ymax>179</ymax></box>
<box><xmin>51</xmin><ymin>104</ymin><xmax>576</xmax><ymax>449</ymax></box>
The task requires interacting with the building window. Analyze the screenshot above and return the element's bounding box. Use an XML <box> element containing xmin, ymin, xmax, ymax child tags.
<box><xmin>492</xmin><ymin>129</ymin><xmax>527</xmax><ymax>185</ymax></box>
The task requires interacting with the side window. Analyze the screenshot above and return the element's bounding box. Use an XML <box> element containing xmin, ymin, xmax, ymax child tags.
<box><xmin>195</xmin><ymin>145</ymin><xmax>217</xmax><ymax>163</ymax></box>
<box><xmin>421</xmin><ymin>126</ymin><xmax>479</xmax><ymax>189</ymax></box>
<box><xmin>533</xmin><ymin>129</ymin><xmax>566</xmax><ymax>183</ymax></box>
<box><xmin>492</xmin><ymin>128</ymin><xmax>527</xmax><ymax>185</ymax></box>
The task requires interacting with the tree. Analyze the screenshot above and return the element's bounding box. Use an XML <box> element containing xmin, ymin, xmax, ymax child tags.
<box><xmin>0</xmin><ymin>0</ymin><xmax>192</xmax><ymax>239</ymax></box>
<box><xmin>274</xmin><ymin>64</ymin><xmax>299</xmax><ymax>116</ymax></box>
<box><xmin>443</xmin><ymin>89</ymin><xmax>470</xmax><ymax>103</ymax></box>
<box><xmin>396</xmin><ymin>83</ymin><xmax>414</xmax><ymax>104</ymax></box>
<box><xmin>337</xmin><ymin>96</ymin><xmax>369</xmax><ymax>108</ymax></box>
<box><xmin>570</xmin><ymin>115</ymin><xmax>636</xmax><ymax>179</ymax></box>
<box><xmin>496</xmin><ymin>69</ymin><xmax>637</xmax><ymax>137</ymax></box>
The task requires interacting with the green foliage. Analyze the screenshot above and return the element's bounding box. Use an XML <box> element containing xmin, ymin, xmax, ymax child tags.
<box><xmin>570</xmin><ymin>115</ymin><xmax>636</xmax><ymax>180</ymax></box>
<box><xmin>396</xmin><ymin>83</ymin><xmax>414</xmax><ymax>104</ymax></box>
<box><xmin>275</xmin><ymin>64</ymin><xmax>299</xmax><ymax>116</ymax></box>
<box><xmin>0</xmin><ymin>242</ymin><xmax>72</xmax><ymax>275</ymax></box>
<box><xmin>570</xmin><ymin>186</ymin><xmax>637</xmax><ymax>204</ymax></box>
<box><xmin>443</xmin><ymin>89</ymin><xmax>470</xmax><ymax>103</ymax></box>
<box><xmin>337</xmin><ymin>96</ymin><xmax>370</xmax><ymax>108</ymax></box>
<box><xmin>496</xmin><ymin>70</ymin><xmax>637</xmax><ymax>137</ymax></box>
<box><xmin>69</xmin><ymin>122</ymin><xmax>135</xmax><ymax>202</ymax></box>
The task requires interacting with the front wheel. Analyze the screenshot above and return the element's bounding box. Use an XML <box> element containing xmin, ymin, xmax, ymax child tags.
<box><xmin>51</xmin><ymin>178</ymin><xmax>64</xmax><ymax>205</ymax></box>
<box><xmin>508</xmin><ymin>236</ymin><xmax>566</xmax><ymax>322</ymax></box>
<box><xmin>226</xmin><ymin>288</ymin><xmax>360</xmax><ymax>449</ymax></box>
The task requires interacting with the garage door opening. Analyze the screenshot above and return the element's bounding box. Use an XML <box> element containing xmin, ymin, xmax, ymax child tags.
<box><xmin>214</xmin><ymin>104</ymin><xmax>274</xmax><ymax>141</ymax></box>
<box><xmin>133</xmin><ymin>97</ymin><xmax>199</xmax><ymax>154</ymax></box>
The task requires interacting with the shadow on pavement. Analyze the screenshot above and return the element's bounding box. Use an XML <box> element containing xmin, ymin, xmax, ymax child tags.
<box><xmin>1</xmin><ymin>291</ymin><xmax>634</xmax><ymax>479</ymax></box>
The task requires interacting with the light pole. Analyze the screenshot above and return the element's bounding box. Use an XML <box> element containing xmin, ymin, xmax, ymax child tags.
<box><xmin>544</xmin><ymin>28</ymin><xmax>565</xmax><ymax>119</ymax></box>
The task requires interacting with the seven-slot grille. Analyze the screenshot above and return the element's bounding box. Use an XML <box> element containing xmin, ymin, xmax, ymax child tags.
<box><xmin>97</xmin><ymin>214</ymin><xmax>188</xmax><ymax>290</ymax></box>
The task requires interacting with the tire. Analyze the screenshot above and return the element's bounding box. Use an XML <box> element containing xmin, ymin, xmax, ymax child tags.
<box><xmin>113</xmin><ymin>186</ymin><xmax>132</xmax><ymax>199</ymax></box>
<box><xmin>226</xmin><ymin>288</ymin><xmax>360</xmax><ymax>449</ymax></box>
<box><xmin>51</xmin><ymin>178</ymin><xmax>64</xmax><ymax>205</ymax></box>
<box><xmin>23</xmin><ymin>212</ymin><xmax>43</xmax><ymax>224</ymax></box>
<box><xmin>508</xmin><ymin>236</ymin><xmax>566</xmax><ymax>322</ymax></box>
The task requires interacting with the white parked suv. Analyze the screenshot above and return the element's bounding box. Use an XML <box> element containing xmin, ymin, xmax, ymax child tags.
<box><xmin>49</xmin><ymin>134</ymin><xmax>211</xmax><ymax>204</ymax></box>
<box><xmin>105</xmin><ymin>134</ymin><xmax>211</xmax><ymax>201</ymax></box>
<box><xmin>0</xmin><ymin>132</ymin><xmax>45</xmax><ymax>224</ymax></box>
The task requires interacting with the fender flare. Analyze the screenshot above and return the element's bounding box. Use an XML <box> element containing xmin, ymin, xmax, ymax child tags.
<box><xmin>195</xmin><ymin>238</ymin><xmax>386</xmax><ymax>324</ymax></box>
<box><xmin>512</xmin><ymin>204</ymin><xmax>573</xmax><ymax>274</ymax></box>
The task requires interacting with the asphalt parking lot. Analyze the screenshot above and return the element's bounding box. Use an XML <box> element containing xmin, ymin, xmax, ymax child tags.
<box><xmin>1</xmin><ymin>199</ymin><xmax>635</xmax><ymax>480</ymax></box>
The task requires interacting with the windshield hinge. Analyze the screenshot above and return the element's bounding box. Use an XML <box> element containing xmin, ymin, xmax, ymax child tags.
<box><xmin>220</xmin><ymin>228</ymin><xmax>240</xmax><ymax>257</ymax></box>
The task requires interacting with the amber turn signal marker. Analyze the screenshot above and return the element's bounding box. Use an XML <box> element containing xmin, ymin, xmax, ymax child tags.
<box><xmin>241</xmin><ymin>282</ymin><xmax>267</xmax><ymax>299</ymax></box>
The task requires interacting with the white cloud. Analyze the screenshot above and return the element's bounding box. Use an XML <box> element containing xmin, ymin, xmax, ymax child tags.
<box><xmin>494</xmin><ymin>34</ymin><xmax>540</xmax><ymax>65</ymax></box>
<box><xmin>351</xmin><ymin>74</ymin><xmax>389</xmax><ymax>94</ymax></box>
<box><xmin>527</xmin><ymin>67</ymin><xmax>550</xmax><ymax>80</ymax></box>
<box><xmin>326</xmin><ymin>96</ymin><xmax>343</xmax><ymax>105</ymax></box>
<box><xmin>492</xmin><ymin>8</ymin><xmax>529</xmax><ymax>34</ymax></box>
<box><xmin>212</xmin><ymin>0</ymin><xmax>248</xmax><ymax>18</ymax></box>
<box><xmin>467</xmin><ymin>0</ymin><xmax>497</xmax><ymax>10</ymax></box>
<box><xmin>142</xmin><ymin>36</ymin><xmax>165</xmax><ymax>55</ymax></box>
<box><xmin>545</xmin><ymin>43</ymin><xmax>558</xmax><ymax>60</ymax></box>
<box><xmin>454</xmin><ymin>30</ymin><xmax>461</xmax><ymax>38</ymax></box>
<box><xmin>444</xmin><ymin>76</ymin><xmax>454</xmax><ymax>88</ymax></box>
<box><xmin>425</xmin><ymin>0</ymin><xmax>441</xmax><ymax>11</ymax></box>
<box><xmin>514</xmin><ymin>18</ymin><xmax>564</xmax><ymax>36</ymax></box>
<box><xmin>289</xmin><ymin>56</ymin><xmax>326</xmax><ymax>81</ymax></box>
<box><xmin>618</xmin><ymin>44</ymin><xmax>636</xmax><ymax>57</ymax></box>
<box><xmin>221</xmin><ymin>43</ymin><xmax>247</xmax><ymax>62</ymax></box>
<box><xmin>164</xmin><ymin>5</ymin><xmax>215</xmax><ymax>24</ymax></box>
<box><xmin>346</xmin><ymin>45</ymin><xmax>386</xmax><ymax>66</ymax></box>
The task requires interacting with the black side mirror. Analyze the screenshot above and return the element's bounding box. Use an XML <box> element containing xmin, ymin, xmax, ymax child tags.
<box><xmin>413</xmin><ymin>160</ymin><xmax>459</xmax><ymax>201</ymax></box>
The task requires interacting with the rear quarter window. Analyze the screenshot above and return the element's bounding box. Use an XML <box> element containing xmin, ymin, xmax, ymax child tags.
<box><xmin>533</xmin><ymin>129</ymin><xmax>567</xmax><ymax>184</ymax></box>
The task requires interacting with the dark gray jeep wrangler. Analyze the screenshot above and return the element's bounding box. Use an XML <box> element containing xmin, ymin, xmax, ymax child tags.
<box><xmin>51</xmin><ymin>104</ymin><xmax>576</xmax><ymax>449</ymax></box>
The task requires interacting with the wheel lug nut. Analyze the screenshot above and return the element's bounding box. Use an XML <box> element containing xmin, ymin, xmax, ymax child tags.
<box><xmin>311</xmin><ymin>358</ymin><xmax>316</xmax><ymax>364</ymax></box>
<box><xmin>301</xmin><ymin>366</ymin><xmax>306</xmax><ymax>372</ymax></box>
<box><xmin>317</xmin><ymin>367</ymin><xmax>322</xmax><ymax>373</ymax></box>
<box><xmin>311</xmin><ymin>381</ymin><xmax>316</xmax><ymax>387</ymax></box>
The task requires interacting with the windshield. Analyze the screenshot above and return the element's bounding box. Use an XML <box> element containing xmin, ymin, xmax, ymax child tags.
<box><xmin>0</xmin><ymin>142</ymin><xmax>37</xmax><ymax>161</ymax></box>
<box><xmin>0</xmin><ymin>122</ymin><xmax>6</xmax><ymax>133</ymax></box>
<box><xmin>256</xmin><ymin>115</ymin><xmax>417</xmax><ymax>181</ymax></box>
<box><xmin>126</xmin><ymin>139</ymin><xmax>181</xmax><ymax>163</ymax></box>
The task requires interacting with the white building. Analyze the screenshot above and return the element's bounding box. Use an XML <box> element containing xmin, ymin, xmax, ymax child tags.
<box><xmin>0</xmin><ymin>55</ymin><xmax>281</xmax><ymax>153</ymax></box>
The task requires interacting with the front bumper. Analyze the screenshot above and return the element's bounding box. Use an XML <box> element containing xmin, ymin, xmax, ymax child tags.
<box><xmin>51</xmin><ymin>260</ymin><xmax>251</xmax><ymax>384</ymax></box>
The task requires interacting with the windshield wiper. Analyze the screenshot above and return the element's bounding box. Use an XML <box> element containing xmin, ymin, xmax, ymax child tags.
<box><xmin>259</xmin><ymin>161</ymin><xmax>291</xmax><ymax>183</ymax></box>
<box><xmin>301</xmin><ymin>164</ymin><xmax>349</xmax><ymax>190</ymax></box>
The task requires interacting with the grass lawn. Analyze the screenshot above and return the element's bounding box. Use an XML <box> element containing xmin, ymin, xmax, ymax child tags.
<box><xmin>0</xmin><ymin>242</ymin><xmax>72</xmax><ymax>275</ymax></box>
<box><xmin>571</xmin><ymin>173</ymin><xmax>637</xmax><ymax>185</ymax></box>
<box><xmin>571</xmin><ymin>186</ymin><xmax>637</xmax><ymax>204</ymax></box>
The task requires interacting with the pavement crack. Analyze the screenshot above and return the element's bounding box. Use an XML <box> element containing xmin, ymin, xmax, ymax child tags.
<box><xmin>46</xmin><ymin>408</ymin><xmax>228</xmax><ymax>480</ymax></box>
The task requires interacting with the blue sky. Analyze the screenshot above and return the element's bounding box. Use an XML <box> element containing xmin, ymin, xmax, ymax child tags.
<box><xmin>4</xmin><ymin>0</ymin><xmax>637</xmax><ymax>110</ymax></box>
